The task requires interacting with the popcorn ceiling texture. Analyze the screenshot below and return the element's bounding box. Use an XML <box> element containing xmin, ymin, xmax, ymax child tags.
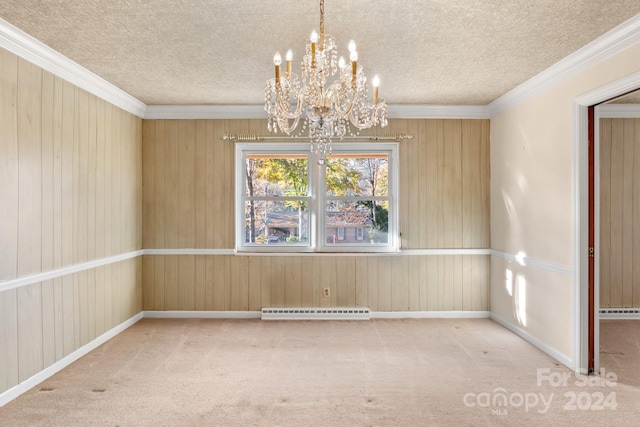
<box><xmin>1</xmin><ymin>1</ymin><xmax>639</xmax><ymax>105</ymax></box>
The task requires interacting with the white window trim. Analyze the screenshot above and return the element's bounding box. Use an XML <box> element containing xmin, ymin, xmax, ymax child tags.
<box><xmin>235</xmin><ymin>142</ymin><xmax>398</xmax><ymax>253</ymax></box>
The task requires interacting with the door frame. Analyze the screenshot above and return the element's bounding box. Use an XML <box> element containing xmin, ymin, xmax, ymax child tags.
<box><xmin>573</xmin><ymin>71</ymin><xmax>640</xmax><ymax>374</ymax></box>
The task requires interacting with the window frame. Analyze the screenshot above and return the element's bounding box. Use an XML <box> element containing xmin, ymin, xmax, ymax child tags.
<box><xmin>235</xmin><ymin>142</ymin><xmax>398</xmax><ymax>253</ymax></box>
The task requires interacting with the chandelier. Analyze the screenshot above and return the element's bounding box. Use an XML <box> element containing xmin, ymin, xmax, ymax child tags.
<box><xmin>264</xmin><ymin>0</ymin><xmax>388</xmax><ymax>164</ymax></box>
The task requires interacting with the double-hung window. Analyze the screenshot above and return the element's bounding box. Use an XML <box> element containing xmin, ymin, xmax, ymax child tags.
<box><xmin>236</xmin><ymin>142</ymin><xmax>398</xmax><ymax>253</ymax></box>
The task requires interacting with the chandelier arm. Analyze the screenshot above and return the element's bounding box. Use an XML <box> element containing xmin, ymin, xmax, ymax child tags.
<box><xmin>348</xmin><ymin>105</ymin><xmax>381</xmax><ymax>130</ymax></box>
<box><xmin>274</xmin><ymin>89</ymin><xmax>305</xmax><ymax>119</ymax></box>
<box><xmin>331</xmin><ymin>90</ymin><xmax>355</xmax><ymax>117</ymax></box>
<box><xmin>276</xmin><ymin>115</ymin><xmax>301</xmax><ymax>135</ymax></box>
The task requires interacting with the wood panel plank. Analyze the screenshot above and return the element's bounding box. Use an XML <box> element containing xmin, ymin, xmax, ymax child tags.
<box><xmin>377</xmin><ymin>256</ymin><xmax>391</xmax><ymax>311</ymax></box>
<box><xmin>418</xmin><ymin>255</ymin><xmax>428</xmax><ymax>310</ymax></box>
<box><xmin>233</xmin><ymin>255</ymin><xmax>249</xmax><ymax>310</ymax></box>
<box><xmin>367</xmin><ymin>257</ymin><xmax>379</xmax><ymax>310</ymax></box>
<box><xmin>178</xmin><ymin>120</ymin><xmax>196</xmax><ymax>248</ymax></box>
<box><xmin>247</xmin><ymin>256</ymin><xmax>262</xmax><ymax>311</ymax></box>
<box><xmin>609</xmin><ymin>118</ymin><xmax>624</xmax><ymax>307</ymax></box>
<box><xmin>164</xmin><ymin>255</ymin><xmax>178</xmax><ymax>310</ymax></box>
<box><xmin>425</xmin><ymin>120</ymin><xmax>439</xmax><ymax>249</ymax></box>
<box><xmin>94</xmin><ymin>98</ymin><xmax>106</xmax><ymax>259</ymax></box>
<box><xmin>599</xmin><ymin>118</ymin><xmax>612</xmax><ymax>307</ymax></box>
<box><xmin>17</xmin><ymin>284</ymin><xmax>44</xmax><ymax>381</ymax></box>
<box><xmin>94</xmin><ymin>266</ymin><xmax>105</xmax><ymax>336</ymax></box>
<box><xmin>270</xmin><ymin>257</ymin><xmax>285</xmax><ymax>307</ymax></box>
<box><xmin>177</xmin><ymin>255</ymin><xmax>196</xmax><ymax>310</ymax></box>
<box><xmin>0</xmin><ymin>49</ymin><xmax>18</xmax><ymax>281</ymax></box>
<box><xmin>209</xmin><ymin>120</ymin><xmax>222</xmax><ymax>248</ymax></box>
<box><xmin>0</xmin><ymin>290</ymin><xmax>19</xmax><ymax>391</ymax></box>
<box><xmin>409</xmin><ymin>256</ymin><xmax>420</xmax><ymax>311</ymax></box>
<box><xmin>195</xmin><ymin>256</ymin><xmax>207</xmax><ymax>311</ymax></box>
<box><xmin>301</xmin><ymin>257</ymin><xmax>314</xmax><ymax>307</ymax></box>
<box><xmin>62</xmin><ymin>275</ymin><xmax>75</xmax><ymax>356</ymax></box>
<box><xmin>194</xmin><ymin>121</ymin><xmax>207</xmax><ymax>248</ymax></box>
<box><xmin>53</xmin><ymin>277</ymin><xmax>64</xmax><ymax>361</ymax></box>
<box><xmin>622</xmin><ymin>119</ymin><xmax>634</xmax><ymax>306</ymax></box>
<box><xmin>355</xmin><ymin>257</ymin><xmax>368</xmax><ymax>308</ymax></box>
<box><xmin>103</xmin><ymin>102</ymin><xmax>113</xmax><ymax>257</ymax></box>
<box><xmin>87</xmin><ymin>95</ymin><xmax>97</xmax><ymax>260</ymax></box>
<box><xmin>205</xmin><ymin>256</ymin><xmax>215</xmax><ymax>310</ymax></box>
<box><xmin>154</xmin><ymin>120</ymin><xmax>166</xmax><ymax>249</ymax></box>
<box><xmin>17</xmin><ymin>58</ymin><xmax>43</xmax><ymax>276</ymax></box>
<box><xmin>142</xmin><ymin>255</ymin><xmax>155</xmax><ymax>310</ymax></box>
<box><xmin>260</xmin><ymin>257</ymin><xmax>272</xmax><ymax>308</ymax></box>
<box><xmin>426</xmin><ymin>256</ymin><xmax>439</xmax><ymax>310</ymax></box>
<box><xmin>634</xmin><ymin>119</ymin><xmax>640</xmax><ymax>307</ymax></box>
<box><xmin>76</xmin><ymin>89</ymin><xmax>89</xmax><ymax>263</ymax></box>
<box><xmin>417</xmin><ymin>120</ymin><xmax>428</xmax><ymax>247</ymax></box>
<box><xmin>41</xmin><ymin>280</ymin><xmax>56</xmax><ymax>367</ymax></box>
<box><xmin>142</xmin><ymin>120</ymin><xmax>155</xmax><ymax>249</ymax></box>
<box><xmin>41</xmin><ymin>71</ymin><xmax>55</xmax><ymax>274</ymax></box>
<box><xmin>212</xmin><ymin>255</ymin><xmax>226</xmax><ymax>310</ymax></box>
<box><xmin>153</xmin><ymin>256</ymin><xmax>165</xmax><ymax>310</ymax></box>
<box><xmin>164</xmin><ymin>120</ymin><xmax>178</xmax><ymax>248</ymax></box>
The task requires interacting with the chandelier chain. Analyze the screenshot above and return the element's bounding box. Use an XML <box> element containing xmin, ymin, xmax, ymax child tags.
<box><xmin>320</xmin><ymin>0</ymin><xmax>325</xmax><ymax>38</ymax></box>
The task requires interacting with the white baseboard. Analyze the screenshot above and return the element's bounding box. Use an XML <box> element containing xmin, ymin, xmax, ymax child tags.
<box><xmin>143</xmin><ymin>310</ymin><xmax>261</xmax><ymax>319</ymax></box>
<box><xmin>143</xmin><ymin>310</ymin><xmax>490</xmax><ymax>320</ymax></box>
<box><xmin>372</xmin><ymin>311</ymin><xmax>490</xmax><ymax>319</ymax></box>
<box><xmin>0</xmin><ymin>312</ymin><xmax>143</xmax><ymax>408</ymax></box>
<box><xmin>490</xmin><ymin>312</ymin><xmax>573</xmax><ymax>370</ymax></box>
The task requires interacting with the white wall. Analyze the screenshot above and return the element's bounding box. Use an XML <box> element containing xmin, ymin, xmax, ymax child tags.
<box><xmin>491</xmin><ymin>39</ymin><xmax>640</xmax><ymax>366</ymax></box>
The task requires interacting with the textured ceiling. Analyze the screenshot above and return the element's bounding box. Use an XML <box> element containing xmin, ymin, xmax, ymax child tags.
<box><xmin>1</xmin><ymin>1</ymin><xmax>639</xmax><ymax>106</ymax></box>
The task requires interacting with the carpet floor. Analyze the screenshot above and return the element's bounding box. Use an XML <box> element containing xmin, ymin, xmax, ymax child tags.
<box><xmin>1</xmin><ymin>318</ymin><xmax>639</xmax><ymax>426</ymax></box>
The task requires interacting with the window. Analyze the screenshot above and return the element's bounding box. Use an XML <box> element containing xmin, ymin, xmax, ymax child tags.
<box><xmin>236</xmin><ymin>142</ymin><xmax>398</xmax><ymax>253</ymax></box>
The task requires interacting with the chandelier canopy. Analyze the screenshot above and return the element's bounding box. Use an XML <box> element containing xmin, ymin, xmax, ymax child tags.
<box><xmin>264</xmin><ymin>0</ymin><xmax>388</xmax><ymax>164</ymax></box>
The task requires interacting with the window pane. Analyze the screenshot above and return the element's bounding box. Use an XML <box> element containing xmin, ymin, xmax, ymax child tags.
<box><xmin>325</xmin><ymin>201</ymin><xmax>388</xmax><ymax>244</ymax></box>
<box><xmin>325</xmin><ymin>154</ymin><xmax>388</xmax><ymax>197</ymax></box>
<box><xmin>244</xmin><ymin>200</ymin><xmax>309</xmax><ymax>245</ymax></box>
<box><xmin>245</xmin><ymin>155</ymin><xmax>308</xmax><ymax>197</ymax></box>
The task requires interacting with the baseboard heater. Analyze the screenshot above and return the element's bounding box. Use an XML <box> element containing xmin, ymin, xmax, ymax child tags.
<box><xmin>600</xmin><ymin>308</ymin><xmax>640</xmax><ymax>319</ymax></box>
<box><xmin>261</xmin><ymin>307</ymin><xmax>371</xmax><ymax>320</ymax></box>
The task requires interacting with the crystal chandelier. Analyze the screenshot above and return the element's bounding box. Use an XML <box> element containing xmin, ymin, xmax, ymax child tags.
<box><xmin>264</xmin><ymin>0</ymin><xmax>388</xmax><ymax>164</ymax></box>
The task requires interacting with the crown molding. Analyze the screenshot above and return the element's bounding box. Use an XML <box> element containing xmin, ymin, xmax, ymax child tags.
<box><xmin>0</xmin><ymin>17</ymin><xmax>146</xmax><ymax>118</ymax></box>
<box><xmin>144</xmin><ymin>104</ymin><xmax>266</xmax><ymax>119</ymax></box>
<box><xmin>386</xmin><ymin>104</ymin><xmax>490</xmax><ymax>119</ymax></box>
<box><xmin>488</xmin><ymin>13</ymin><xmax>640</xmax><ymax>117</ymax></box>
<box><xmin>144</xmin><ymin>103</ymin><xmax>490</xmax><ymax>120</ymax></box>
<box><xmin>598</xmin><ymin>103</ymin><xmax>640</xmax><ymax>118</ymax></box>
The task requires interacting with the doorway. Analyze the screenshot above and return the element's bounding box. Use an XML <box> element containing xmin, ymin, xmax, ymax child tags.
<box><xmin>574</xmin><ymin>71</ymin><xmax>640</xmax><ymax>375</ymax></box>
<box><xmin>595</xmin><ymin>91</ymin><xmax>640</xmax><ymax>383</ymax></box>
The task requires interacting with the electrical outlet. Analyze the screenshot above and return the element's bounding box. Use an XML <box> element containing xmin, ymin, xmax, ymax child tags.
<box><xmin>322</xmin><ymin>287</ymin><xmax>330</xmax><ymax>298</ymax></box>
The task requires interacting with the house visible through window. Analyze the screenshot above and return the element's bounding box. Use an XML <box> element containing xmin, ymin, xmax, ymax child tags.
<box><xmin>235</xmin><ymin>142</ymin><xmax>398</xmax><ymax>253</ymax></box>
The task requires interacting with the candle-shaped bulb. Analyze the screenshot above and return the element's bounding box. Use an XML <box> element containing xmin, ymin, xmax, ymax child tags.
<box><xmin>311</xmin><ymin>31</ymin><xmax>318</xmax><ymax>67</ymax></box>
<box><xmin>350</xmin><ymin>50</ymin><xmax>358</xmax><ymax>62</ymax></box>
<box><xmin>372</xmin><ymin>75</ymin><xmax>380</xmax><ymax>104</ymax></box>
<box><xmin>348</xmin><ymin>40</ymin><xmax>356</xmax><ymax>53</ymax></box>
<box><xmin>285</xmin><ymin>49</ymin><xmax>292</xmax><ymax>78</ymax></box>
<box><xmin>273</xmin><ymin>52</ymin><xmax>281</xmax><ymax>83</ymax></box>
<box><xmin>338</xmin><ymin>56</ymin><xmax>346</xmax><ymax>70</ymax></box>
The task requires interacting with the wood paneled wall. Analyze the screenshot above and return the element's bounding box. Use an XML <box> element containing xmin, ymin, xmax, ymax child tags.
<box><xmin>600</xmin><ymin>118</ymin><xmax>640</xmax><ymax>308</ymax></box>
<box><xmin>141</xmin><ymin>118</ymin><xmax>490</xmax><ymax>311</ymax></box>
<box><xmin>0</xmin><ymin>49</ymin><xmax>143</xmax><ymax>396</ymax></box>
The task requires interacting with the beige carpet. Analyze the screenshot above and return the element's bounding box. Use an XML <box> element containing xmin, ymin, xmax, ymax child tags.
<box><xmin>1</xmin><ymin>318</ymin><xmax>639</xmax><ymax>426</ymax></box>
<box><xmin>600</xmin><ymin>320</ymin><xmax>640</xmax><ymax>388</ymax></box>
